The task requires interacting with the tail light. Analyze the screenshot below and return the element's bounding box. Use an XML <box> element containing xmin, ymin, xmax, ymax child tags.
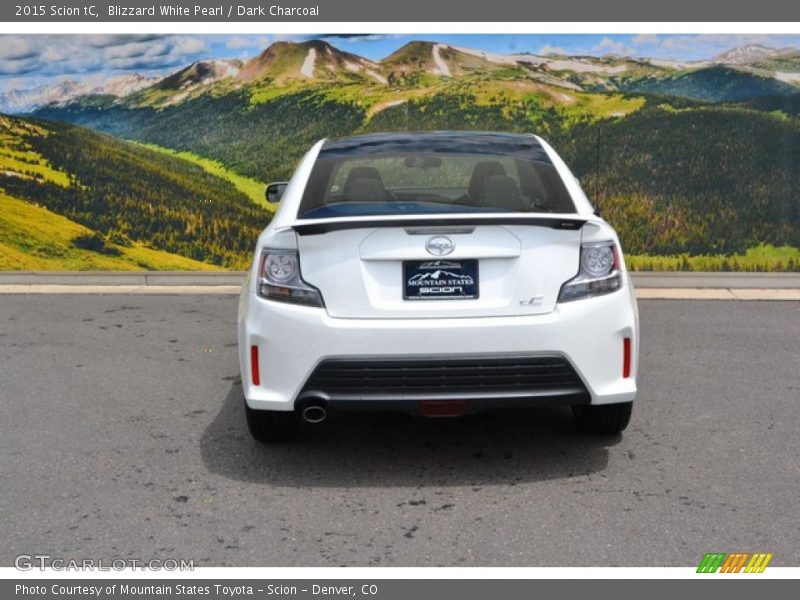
<box><xmin>257</xmin><ymin>248</ymin><xmax>324</xmax><ymax>307</ymax></box>
<box><xmin>558</xmin><ymin>241</ymin><xmax>622</xmax><ymax>302</ymax></box>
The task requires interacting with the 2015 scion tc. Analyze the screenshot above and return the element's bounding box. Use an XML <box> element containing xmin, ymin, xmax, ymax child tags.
<box><xmin>238</xmin><ymin>132</ymin><xmax>638</xmax><ymax>442</ymax></box>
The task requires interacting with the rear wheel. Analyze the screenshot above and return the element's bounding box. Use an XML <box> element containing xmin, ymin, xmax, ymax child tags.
<box><xmin>572</xmin><ymin>402</ymin><xmax>633</xmax><ymax>435</ymax></box>
<box><xmin>245</xmin><ymin>403</ymin><xmax>298</xmax><ymax>443</ymax></box>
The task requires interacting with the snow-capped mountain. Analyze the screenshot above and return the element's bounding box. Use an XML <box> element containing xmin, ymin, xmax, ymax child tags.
<box><xmin>0</xmin><ymin>80</ymin><xmax>86</xmax><ymax>114</ymax></box>
<box><xmin>237</xmin><ymin>40</ymin><xmax>381</xmax><ymax>84</ymax></box>
<box><xmin>711</xmin><ymin>44</ymin><xmax>788</xmax><ymax>65</ymax></box>
<box><xmin>11</xmin><ymin>41</ymin><xmax>800</xmax><ymax>115</ymax></box>
<box><xmin>95</xmin><ymin>73</ymin><xmax>160</xmax><ymax>97</ymax></box>
<box><xmin>0</xmin><ymin>73</ymin><xmax>157</xmax><ymax>114</ymax></box>
<box><xmin>154</xmin><ymin>59</ymin><xmax>242</xmax><ymax>91</ymax></box>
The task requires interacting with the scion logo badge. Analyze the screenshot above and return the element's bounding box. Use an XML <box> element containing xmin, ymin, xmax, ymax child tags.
<box><xmin>696</xmin><ymin>552</ymin><xmax>773</xmax><ymax>573</ymax></box>
<box><xmin>425</xmin><ymin>236</ymin><xmax>455</xmax><ymax>256</ymax></box>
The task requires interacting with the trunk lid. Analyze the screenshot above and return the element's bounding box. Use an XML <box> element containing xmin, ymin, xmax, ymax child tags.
<box><xmin>294</xmin><ymin>216</ymin><xmax>583</xmax><ymax>319</ymax></box>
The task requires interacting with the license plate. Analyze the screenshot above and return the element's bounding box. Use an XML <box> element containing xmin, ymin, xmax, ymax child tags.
<box><xmin>403</xmin><ymin>260</ymin><xmax>479</xmax><ymax>300</ymax></box>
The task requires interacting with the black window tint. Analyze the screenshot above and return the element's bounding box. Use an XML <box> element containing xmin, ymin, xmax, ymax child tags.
<box><xmin>298</xmin><ymin>133</ymin><xmax>576</xmax><ymax>219</ymax></box>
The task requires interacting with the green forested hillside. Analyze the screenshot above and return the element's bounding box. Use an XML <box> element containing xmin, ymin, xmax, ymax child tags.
<box><xmin>27</xmin><ymin>40</ymin><xmax>800</xmax><ymax>269</ymax></box>
<box><xmin>0</xmin><ymin>115</ymin><xmax>270</xmax><ymax>269</ymax></box>
<box><xmin>38</xmin><ymin>90</ymin><xmax>366</xmax><ymax>183</ymax></box>
<box><xmin>622</xmin><ymin>66</ymin><xmax>800</xmax><ymax>102</ymax></box>
<box><xmin>360</xmin><ymin>98</ymin><xmax>800</xmax><ymax>256</ymax></box>
<box><xmin>35</xmin><ymin>88</ymin><xmax>800</xmax><ymax>260</ymax></box>
<box><xmin>132</xmin><ymin>142</ymin><xmax>276</xmax><ymax>210</ymax></box>
<box><xmin>0</xmin><ymin>191</ymin><xmax>222</xmax><ymax>271</ymax></box>
<box><xmin>34</xmin><ymin>77</ymin><xmax>637</xmax><ymax>182</ymax></box>
<box><xmin>558</xmin><ymin>106</ymin><xmax>800</xmax><ymax>254</ymax></box>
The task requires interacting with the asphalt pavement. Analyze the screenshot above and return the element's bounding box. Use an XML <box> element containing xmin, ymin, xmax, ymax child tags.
<box><xmin>0</xmin><ymin>295</ymin><xmax>798</xmax><ymax>567</ymax></box>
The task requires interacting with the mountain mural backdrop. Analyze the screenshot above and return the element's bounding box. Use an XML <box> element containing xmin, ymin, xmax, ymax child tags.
<box><xmin>2</xmin><ymin>38</ymin><xmax>800</xmax><ymax>271</ymax></box>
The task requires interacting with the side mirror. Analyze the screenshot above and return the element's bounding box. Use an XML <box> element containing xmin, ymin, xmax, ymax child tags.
<box><xmin>265</xmin><ymin>182</ymin><xmax>288</xmax><ymax>203</ymax></box>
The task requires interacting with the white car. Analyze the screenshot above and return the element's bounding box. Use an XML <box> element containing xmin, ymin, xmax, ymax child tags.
<box><xmin>238</xmin><ymin>132</ymin><xmax>638</xmax><ymax>442</ymax></box>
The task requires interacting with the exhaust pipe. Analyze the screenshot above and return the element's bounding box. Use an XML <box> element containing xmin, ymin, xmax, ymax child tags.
<box><xmin>301</xmin><ymin>403</ymin><xmax>327</xmax><ymax>424</ymax></box>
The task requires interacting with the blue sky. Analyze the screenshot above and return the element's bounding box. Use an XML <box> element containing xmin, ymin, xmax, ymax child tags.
<box><xmin>3</xmin><ymin>33</ymin><xmax>800</xmax><ymax>92</ymax></box>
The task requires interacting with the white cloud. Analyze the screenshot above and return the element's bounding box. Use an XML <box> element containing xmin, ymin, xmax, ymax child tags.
<box><xmin>321</xmin><ymin>34</ymin><xmax>400</xmax><ymax>43</ymax></box>
<box><xmin>0</xmin><ymin>37</ymin><xmax>39</xmax><ymax>61</ymax></box>
<box><xmin>660</xmin><ymin>37</ymin><xmax>693</xmax><ymax>51</ymax></box>
<box><xmin>0</xmin><ymin>35</ymin><xmax>209</xmax><ymax>79</ymax></box>
<box><xmin>632</xmin><ymin>34</ymin><xmax>660</xmax><ymax>46</ymax></box>
<box><xmin>40</xmin><ymin>46</ymin><xmax>69</xmax><ymax>63</ymax></box>
<box><xmin>592</xmin><ymin>37</ymin><xmax>634</xmax><ymax>56</ymax></box>
<box><xmin>0</xmin><ymin>57</ymin><xmax>39</xmax><ymax>76</ymax></box>
<box><xmin>84</xmin><ymin>34</ymin><xmax>164</xmax><ymax>49</ymax></box>
<box><xmin>650</xmin><ymin>34</ymin><xmax>800</xmax><ymax>60</ymax></box>
<box><xmin>226</xmin><ymin>36</ymin><xmax>274</xmax><ymax>50</ymax></box>
<box><xmin>106</xmin><ymin>42</ymin><xmax>165</xmax><ymax>61</ymax></box>
<box><xmin>173</xmin><ymin>37</ymin><xmax>209</xmax><ymax>55</ymax></box>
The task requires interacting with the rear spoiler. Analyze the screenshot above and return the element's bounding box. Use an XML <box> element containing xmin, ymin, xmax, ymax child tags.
<box><xmin>292</xmin><ymin>216</ymin><xmax>586</xmax><ymax>236</ymax></box>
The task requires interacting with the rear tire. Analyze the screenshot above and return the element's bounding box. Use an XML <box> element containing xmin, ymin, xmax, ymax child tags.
<box><xmin>573</xmin><ymin>402</ymin><xmax>633</xmax><ymax>435</ymax></box>
<box><xmin>245</xmin><ymin>403</ymin><xmax>298</xmax><ymax>443</ymax></box>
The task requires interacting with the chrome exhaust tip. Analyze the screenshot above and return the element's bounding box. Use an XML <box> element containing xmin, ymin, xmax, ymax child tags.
<box><xmin>301</xmin><ymin>404</ymin><xmax>327</xmax><ymax>424</ymax></box>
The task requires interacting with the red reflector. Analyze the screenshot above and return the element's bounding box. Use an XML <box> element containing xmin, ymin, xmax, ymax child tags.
<box><xmin>623</xmin><ymin>337</ymin><xmax>632</xmax><ymax>378</ymax></box>
<box><xmin>418</xmin><ymin>400</ymin><xmax>470</xmax><ymax>417</ymax></box>
<box><xmin>251</xmin><ymin>345</ymin><xmax>260</xmax><ymax>386</ymax></box>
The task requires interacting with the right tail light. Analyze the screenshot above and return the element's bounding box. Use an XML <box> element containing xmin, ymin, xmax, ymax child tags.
<box><xmin>558</xmin><ymin>241</ymin><xmax>622</xmax><ymax>302</ymax></box>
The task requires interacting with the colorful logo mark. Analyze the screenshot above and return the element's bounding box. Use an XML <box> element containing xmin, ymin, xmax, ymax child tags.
<box><xmin>697</xmin><ymin>552</ymin><xmax>773</xmax><ymax>573</ymax></box>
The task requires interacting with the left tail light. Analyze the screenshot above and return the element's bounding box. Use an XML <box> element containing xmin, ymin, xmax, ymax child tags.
<box><xmin>558</xmin><ymin>241</ymin><xmax>622</xmax><ymax>303</ymax></box>
<box><xmin>257</xmin><ymin>248</ymin><xmax>324</xmax><ymax>307</ymax></box>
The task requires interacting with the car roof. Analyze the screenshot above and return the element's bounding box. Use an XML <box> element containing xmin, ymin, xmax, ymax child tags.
<box><xmin>320</xmin><ymin>131</ymin><xmax>552</xmax><ymax>162</ymax></box>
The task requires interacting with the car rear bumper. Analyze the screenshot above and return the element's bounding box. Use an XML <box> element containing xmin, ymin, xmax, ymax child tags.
<box><xmin>297</xmin><ymin>354</ymin><xmax>591</xmax><ymax>415</ymax></box>
<box><xmin>238</xmin><ymin>283</ymin><xmax>638</xmax><ymax>412</ymax></box>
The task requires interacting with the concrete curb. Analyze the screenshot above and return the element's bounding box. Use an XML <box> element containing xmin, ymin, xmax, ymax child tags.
<box><xmin>636</xmin><ymin>288</ymin><xmax>800</xmax><ymax>301</ymax></box>
<box><xmin>0</xmin><ymin>271</ymin><xmax>247</xmax><ymax>286</ymax></box>
<box><xmin>1</xmin><ymin>284</ymin><xmax>799</xmax><ymax>300</ymax></box>
<box><xmin>631</xmin><ymin>272</ymin><xmax>800</xmax><ymax>289</ymax></box>
<box><xmin>0</xmin><ymin>285</ymin><xmax>243</xmax><ymax>295</ymax></box>
<box><xmin>1</xmin><ymin>271</ymin><xmax>799</xmax><ymax>288</ymax></box>
<box><xmin>0</xmin><ymin>272</ymin><xmax>799</xmax><ymax>300</ymax></box>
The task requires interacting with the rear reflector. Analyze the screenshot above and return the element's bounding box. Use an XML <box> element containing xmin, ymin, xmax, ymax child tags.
<box><xmin>418</xmin><ymin>400</ymin><xmax>470</xmax><ymax>417</ymax></box>
<box><xmin>251</xmin><ymin>345</ymin><xmax>260</xmax><ymax>386</ymax></box>
<box><xmin>623</xmin><ymin>337</ymin><xmax>632</xmax><ymax>378</ymax></box>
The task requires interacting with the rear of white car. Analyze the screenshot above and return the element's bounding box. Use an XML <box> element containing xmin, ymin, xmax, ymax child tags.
<box><xmin>238</xmin><ymin>132</ymin><xmax>638</xmax><ymax>441</ymax></box>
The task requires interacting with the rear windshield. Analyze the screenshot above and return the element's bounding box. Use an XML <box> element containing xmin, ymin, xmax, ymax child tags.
<box><xmin>297</xmin><ymin>138</ymin><xmax>576</xmax><ymax>219</ymax></box>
